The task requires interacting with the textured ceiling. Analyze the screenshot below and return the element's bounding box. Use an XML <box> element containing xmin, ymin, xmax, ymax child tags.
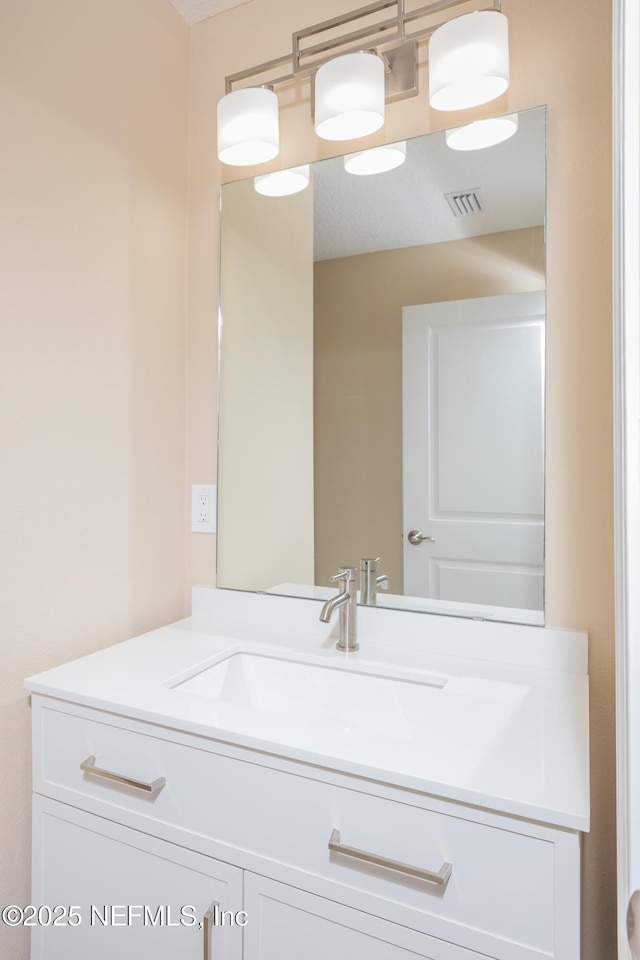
<box><xmin>313</xmin><ymin>106</ymin><xmax>546</xmax><ymax>260</ymax></box>
<box><xmin>168</xmin><ymin>0</ymin><xmax>251</xmax><ymax>25</ymax></box>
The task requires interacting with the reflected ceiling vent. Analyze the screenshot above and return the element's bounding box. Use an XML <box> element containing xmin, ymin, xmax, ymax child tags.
<box><xmin>444</xmin><ymin>188</ymin><xmax>483</xmax><ymax>216</ymax></box>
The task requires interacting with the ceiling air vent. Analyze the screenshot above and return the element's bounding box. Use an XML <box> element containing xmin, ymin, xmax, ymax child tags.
<box><xmin>444</xmin><ymin>188</ymin><xmax>483</xmax><ymax>217</ymax></box>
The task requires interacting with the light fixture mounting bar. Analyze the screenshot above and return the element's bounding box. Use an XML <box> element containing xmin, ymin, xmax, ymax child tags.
<box><xmin>295</xmin><ymin>16</ymin><xmax>400</xmax><ymax>65</ymax></box>
<box><xmin>294</xmin><ymin>0</ymin><xmax>404</xmax><ymax>71</ymax></box>
<box><xmin>224</xmin><ymin>0</ymin><xmax>501</xmax><ymax>96</ymax></box>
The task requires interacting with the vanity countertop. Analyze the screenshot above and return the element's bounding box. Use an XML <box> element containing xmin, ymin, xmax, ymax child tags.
<box><xmin>25</xmin><ymin>588</ymin><xmax>589</xmax><ymax>833</ymax></box>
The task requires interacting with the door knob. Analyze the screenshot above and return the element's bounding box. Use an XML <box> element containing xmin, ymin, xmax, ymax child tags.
<box><xmin>408</xmin><ymin>530</ymin><xmax>436</xmax><ymax>545</ymax></box>
<box><xmin>629</xmin><ymin>891</ymin><xmax>640</xmax><ymax>958</ymax></box>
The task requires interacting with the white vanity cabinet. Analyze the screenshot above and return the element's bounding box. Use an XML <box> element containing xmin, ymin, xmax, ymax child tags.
<box><xmin>243</xmin><ymin>874</ymin><xmax>490</xmax><ymax>960</ymax></box>
<box><xmin>30</xmin><ymin>694</ymin><xmax>582</xmax><ymax>960</ymax></box>
<box><xmin>32</xmin><ymin>796</ymin><xmax>243</xmax><ymax>960</ymax></box>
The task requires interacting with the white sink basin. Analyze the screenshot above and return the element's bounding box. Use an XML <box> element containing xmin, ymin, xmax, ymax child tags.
<box><xmin>171</xmin><ymin>651</ymin><xmax>532</xmax><ymax>788</ymax></box>
<box><xmin>173</xmin><ymin>652</ymin><xmax>446</xmax><ymax>736</ymax></box>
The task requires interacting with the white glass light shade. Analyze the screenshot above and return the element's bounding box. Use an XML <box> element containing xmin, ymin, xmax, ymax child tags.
<box><xmin>217</xmin><ymin>87</ymin><xmax>279</xmax><ymax>166</ymax></box>
<box><xmin>315</xmin><ymin>52</ymin><xmax>385</xmax><ymax>141</ymax></box>
<box><xmin>429</xmin><ymin>12</ymin><xmax>509</xmax><ymax>112</ymax></box>
<box><xmin>344</xmin><ymin>141</ymin><xmax>407</xmax><ymax>175</ymax></box>
<box><xmin>446</xmin><ymin>113</ymin><xmax>518</xmax><ymax>151</ymax></box>
<box><xmin>254</xmin><ymin>165</ymin><xmax>311</xmax><ymax>196</ymax></box>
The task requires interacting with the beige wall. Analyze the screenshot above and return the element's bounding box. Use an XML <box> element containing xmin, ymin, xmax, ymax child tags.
<box><xmin>188</xmin><ymin>0</ymin><xmax>614</xmax><ymax>954</ymax></box>
<box><xmin>218</xmin><ymin>178</ymin><xmax>315</xmax><ymax>590</ymax></box>
<box><xmin>314</xmin><ymin>227</ymin><xmax>545</xmax><ymax>592</ymax></box>
<box><xmin>0</xmin><ymin>2</ymin><xmax>190</xmax><ymax>956</ymax></box>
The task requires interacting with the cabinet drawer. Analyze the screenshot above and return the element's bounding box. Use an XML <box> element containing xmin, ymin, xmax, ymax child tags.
<box><xmin>36</xmin><ymin>701</ymin><xmax>562</xmax><ymax>959</ymax></box>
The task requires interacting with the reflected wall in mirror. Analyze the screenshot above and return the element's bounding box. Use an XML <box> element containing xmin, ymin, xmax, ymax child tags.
<box><xmin>218</xmin><ymin>106</ymin><xmax>546</xmax><ymax>626</ymax></box>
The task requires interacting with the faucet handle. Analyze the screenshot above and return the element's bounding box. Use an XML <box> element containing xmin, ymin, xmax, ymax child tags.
<box><xmin>330</xmin><ymin>566</ymin><xmax>357</xmax><ymax>584</ymax></box>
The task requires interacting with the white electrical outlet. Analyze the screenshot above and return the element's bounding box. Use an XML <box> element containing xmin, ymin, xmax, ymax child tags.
<box><xmin>191</xmin><ymin>484</ymin><xmax>216</xmax><ymax>533</ymax></box>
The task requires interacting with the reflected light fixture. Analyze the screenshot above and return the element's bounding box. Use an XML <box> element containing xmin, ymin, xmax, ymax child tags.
<box><xmin>429</xmin><ymin>11</ymin><xmax>509</xmax><ymax>111</ymax></box>
<box><xmin>255</xmin><ymin>165</ymin><xmax>311</xmax><ymax>196</ymax></box>
<box><xmin>216</xmin><ymin>2</ymin><xmax>510</xmax><ymax>168</ymax></box>
<box><xmin>344</xmin><ymin>140</ymin><xmax>407</xmax><ymax>175</ymax></box>
<box><xmin>446</xmin><ymin>113</ymin><xmax>518</xmax><ymax>150</ymax></box>
<box><xmin>315</xmin><ymin>52</ymin><xmax>385</xmax><ymax>141</ymax></box>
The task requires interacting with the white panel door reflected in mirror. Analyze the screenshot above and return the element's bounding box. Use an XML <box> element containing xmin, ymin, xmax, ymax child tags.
<box><xmin>402</xmin><ymin>292</ymin><xmax>544</xmax><ymax>615</ymax></box>
<box><xmin>218</xmin><ymin>106</ymin><xmax>546</xmax><ymax>626</ymax></box>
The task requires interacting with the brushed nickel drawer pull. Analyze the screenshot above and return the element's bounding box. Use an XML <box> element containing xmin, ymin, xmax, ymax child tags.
<box><xmin>328</xmin><ymin>829</ymin><xmax>452</xmax><ymax>886</ymax></box>
<box><xmin>80</xmin><ymin>755</ymin><xmax>166</xmax><ymax>798</ymax></box>
<box><xmin>203</xmin><ymin>901</ymin><xmax>219</xmax><ymax>960</ymax></box>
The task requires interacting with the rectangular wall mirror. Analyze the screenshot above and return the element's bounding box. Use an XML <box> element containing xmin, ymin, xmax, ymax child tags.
<box><xmin>217</xmin><ymin>105</ymin><xmax>546</xmax><ymax>626</ymax></box>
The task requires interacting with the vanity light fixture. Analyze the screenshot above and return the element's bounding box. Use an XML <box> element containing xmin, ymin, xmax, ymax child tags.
<box><xmin>446</xmin><ymin>113</ymin><xmax>518</xmax><ymax>150</ymax></box>
<box><xmin>315</xmin><ymin>52</ymin><xmax>385</xmax><ymax>141</ymax></box>
<box><xmin>429</xmin><ymin>11</ymin><xmax>509</xmax><ymax>111</ymax></box>
<box><xmin>217</xmin><ymin>87</ymin><xmax>279</xmax><ymax>166</ymax></box>
<box><xmin>217</xmin><ymin>0</ymin><xmax>508</xmax><ymax>167</ymax></box>
<box><xmin>344</xmin><ymin>140</ymin><xmax>407</xmax><ymax>175</ymax></box>
<box><xmin>254</xmin><ymin>165</ymin><xmax>311</xmax><ymax>196</ymax></box>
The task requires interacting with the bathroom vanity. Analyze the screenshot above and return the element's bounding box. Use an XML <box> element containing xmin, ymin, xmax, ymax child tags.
<box><xmin>26</xmin><ymin>586</ymin><xmax>589</xmax><ymax>960</ymax></box>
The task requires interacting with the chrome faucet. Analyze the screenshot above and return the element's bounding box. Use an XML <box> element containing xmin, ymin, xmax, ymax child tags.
<box><xmin>319</xmin><ymin>567</ymin><xmax>358</xmax><ymax>652</ymax></box>
<box><xmin>360</xmin><ymin>557</ymin><xmax>389</xmax><ymax>606</ymax></box>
